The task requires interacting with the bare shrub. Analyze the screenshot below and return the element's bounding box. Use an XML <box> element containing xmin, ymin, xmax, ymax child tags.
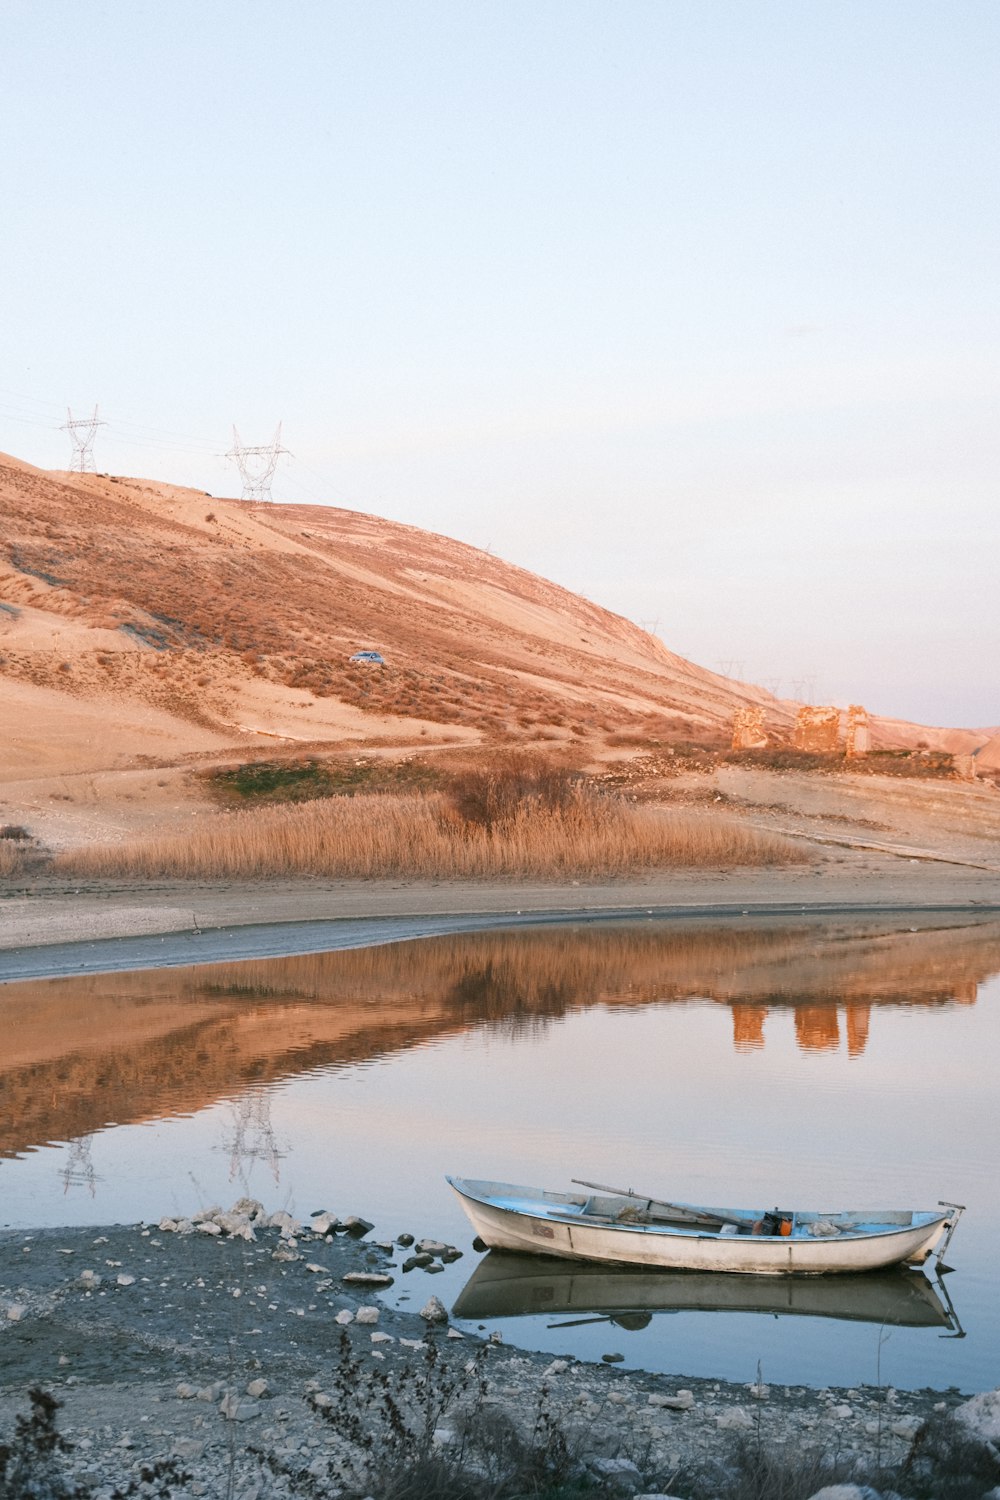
<box><xmin>700</xmin><ymin>1432</ymin><xmax>863</xmax><ymax>1500</ymax></box>
<box><xmin>54</xmin><ymin>789</ymin><xmax>804</xmax><ymax>881</ymax></box>
<box><xmin>249</xmin><ymin>1332</ymin><xmax>596</xmax><ymax>1499</ymax></box>
<box><xmin>679</xmin><ymin>1414</ymin><xmax>1000</xmax><ymax>1500</ymax></box>
<box><xmin>446</xmin><ymin>756</ymin><xmax>581</xmax><ymax>831</ymax></box>
<box><xmin>0</xmin><ymin>1387</ymin><xmax>85</xmax><ymax>1500</ymax></box>
<box><xmin>0</xmin><ymin>1386</ymin><xmax>190</xmax><ymax>1499</ymax></box>
<box><xmin>604</xmin><ymin>731</ymin><xmax>653</xmax><ymax>748</ymax></box>
<box><xmin>253</xmin><ymin>1331</ymin><xmax>497</xmax><ymax>1498</ymax></box>
<box><xmin>900</xmin><ymin>1411</ymin><xmax>1000</xmax><ymax>1499</ymax></box>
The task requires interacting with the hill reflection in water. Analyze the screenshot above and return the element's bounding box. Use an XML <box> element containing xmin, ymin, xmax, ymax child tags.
<box><xmin>2</xmin><ymin>914</ymin><xmax>999</xmax><ymax>1161</ymax></box>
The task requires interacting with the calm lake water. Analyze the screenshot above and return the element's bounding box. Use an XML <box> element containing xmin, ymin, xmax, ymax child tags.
<box><xmin>2</xmin><ymin>914</ymin><xmax>999</xmax><ymax>1394</ymax></box>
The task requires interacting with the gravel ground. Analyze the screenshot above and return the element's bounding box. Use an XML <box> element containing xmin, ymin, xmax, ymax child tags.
<box><xmin>0</xmin><ymin>1208</ymin><xmax>972</xmax><ymax>1498</ymax></box>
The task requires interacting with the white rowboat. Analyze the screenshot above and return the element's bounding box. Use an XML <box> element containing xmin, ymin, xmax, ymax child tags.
<box><xmin>447</xmin><ymin>1177</ymin><xmax>964</xmax><ymax>1277</ymax></box>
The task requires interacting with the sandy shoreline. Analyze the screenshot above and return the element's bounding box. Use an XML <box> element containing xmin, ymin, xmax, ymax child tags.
<box><xmin>2</xmin><ymin>854</ymin><xmax>999</xmax><ymax>977</ymax></box>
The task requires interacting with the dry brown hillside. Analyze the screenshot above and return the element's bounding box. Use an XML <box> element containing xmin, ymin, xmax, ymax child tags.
<box><xmin>0</xmin><ymin>451</ymin><xmax>988</xmax><ymax>787</ymax></box>
<box><xmin>0</xmin><ymin>453</ymin><xmax>788</xmax><ymax>771</ymax></box>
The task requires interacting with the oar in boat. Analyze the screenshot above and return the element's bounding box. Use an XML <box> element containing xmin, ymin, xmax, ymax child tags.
<box><xmin>571</xmin><ymin>1179</ymin><xmax>756</xmax><ymax>1232</ymax></box>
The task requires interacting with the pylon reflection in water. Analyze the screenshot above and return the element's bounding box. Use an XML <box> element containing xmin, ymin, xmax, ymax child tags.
<box><xmin>223</xmin><ymin>1088</ymin><xmax>286</xmax><ymax>1189</ymax></box>
<box><xmin>60</xmin><ymin>1135</ymin><xmax>100</xmax><ymax>1197</ymax></box>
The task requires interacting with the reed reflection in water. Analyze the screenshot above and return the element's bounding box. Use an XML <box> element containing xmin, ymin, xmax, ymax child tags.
<box><xmin>2</xmin><ymin>914</ymin><xmax>998</xmax><ymax>1162</ymax></box>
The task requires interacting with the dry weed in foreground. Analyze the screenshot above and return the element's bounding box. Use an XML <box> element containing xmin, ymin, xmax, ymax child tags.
<box><xmin>54</xmin><ymin>789</ymin><xmax>804</xmax><ymax>881</ymax></box>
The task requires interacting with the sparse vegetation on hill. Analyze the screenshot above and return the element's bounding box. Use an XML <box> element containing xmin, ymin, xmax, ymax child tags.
<box><xmin>722</xmin><ymin>747</ymin><xmax>959</xmax><ymax>778</ymax></box>
<box><xmin>203</xmin><ymin>755</ymin><xmax>442</xmax><ymax>806</ymax></box>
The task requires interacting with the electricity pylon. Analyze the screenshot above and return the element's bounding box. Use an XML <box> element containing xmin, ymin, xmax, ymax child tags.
<box><xmin>226</xmin><ymin>423</ymin><xmax>290</xmax><ymax>501</ymax></box>
<box><xmin>61</xmin><ymin>406</ymin><xmax>106</xmax><ymax>472</ymax></box>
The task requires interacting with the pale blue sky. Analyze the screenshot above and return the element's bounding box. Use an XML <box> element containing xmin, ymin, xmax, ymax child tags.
<box><xmin>2</xmin><ymin>2</ymin><xmax>997</xmax><ymax>727</ymax></box>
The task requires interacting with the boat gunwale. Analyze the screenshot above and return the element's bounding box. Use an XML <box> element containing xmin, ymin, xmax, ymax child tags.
<box><xmin>446</xmin><ymin>1177</ymin><xmax>949</xmax><ymax>1246</ymax></box>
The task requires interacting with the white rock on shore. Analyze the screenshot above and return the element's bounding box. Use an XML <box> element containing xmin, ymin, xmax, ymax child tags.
<box><xmin>954</xmin><ymin>1386</ymin><xmax>1000</xmax><ymax>1442</ymax></box>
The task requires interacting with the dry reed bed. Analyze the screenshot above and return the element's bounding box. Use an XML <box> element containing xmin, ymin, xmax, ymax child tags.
<box><xmin>54</xmin><ymin>791</ymin><xmax>803</xmax><ymax>880</ymax></box>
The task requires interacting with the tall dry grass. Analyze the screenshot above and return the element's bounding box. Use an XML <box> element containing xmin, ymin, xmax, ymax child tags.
<box><xmin>0</xmin><ymin>842</ymin><xmax>27</xmax><ymax>877</ymax></box>
<box><xmin>0</xmin><ymin>827</ymin><xmax>35</xmax><ymax>876</ymax></box>
<box><xmin>54</xmin><ymin>788</ymin><xmax>803</xmax><ymax>881</ymax></box>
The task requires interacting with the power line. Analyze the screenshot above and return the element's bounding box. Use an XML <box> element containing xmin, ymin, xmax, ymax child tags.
<box><xmin>100</xmin><ymin>415</ymin><xmax>219</xmax><ymax>452</ymax></box>
<box><xmin>281</xmin><ymin>469</ymin><xmax>329</xmax><ymax>503</ymax></box>
<box><xmin>0</xmin><ymin>404</ymin><xmax>60</xmax><ymax>431</ymax></box>
<box><xmin>0</xmin><ymin>386</ymin><xmax>66</xmax><ymax>414</ymax></box>
<box><xmin>106</xmin><ymin>432</ymin><xmax>220</xmax><ymax>457</ymax></box>
<box><xmin>0</xmin><ymin>386</ymin><xmax>220</xmax><ymax>457</ymax></box>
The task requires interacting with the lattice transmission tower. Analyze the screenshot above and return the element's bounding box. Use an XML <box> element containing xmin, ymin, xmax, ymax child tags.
<box><xmin>226</xmin><ymin>423</ymin><xmax>290</xmax><ymax>501</ymax></box>
<box><xmin>61</xmin><ymin>405</ymin><xmax>106</xmax><ymax>472</ymax></box>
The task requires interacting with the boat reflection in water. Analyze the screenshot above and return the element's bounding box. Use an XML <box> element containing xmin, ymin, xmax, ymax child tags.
<box><xmin>452</xmin><ymin>1252</ymin><xmax>963</xmax><ymax>1336</ymax></box>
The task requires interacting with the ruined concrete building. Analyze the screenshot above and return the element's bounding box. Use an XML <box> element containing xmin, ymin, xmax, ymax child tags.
<box><xmin>845</xmin><ymin>704</ymin><xmax>870</xmax><ymax>758</ymax></box>
<box><xmin>731</xmin><ymin>705</ymin><xmax>768</xmax><ymax>750</ymax></box>
<box><xmin>792</xmin><ymin>704</ymin><xmax>840</xmax><ymax>752</ymax></box>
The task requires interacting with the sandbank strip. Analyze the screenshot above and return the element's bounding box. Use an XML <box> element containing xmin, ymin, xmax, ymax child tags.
<box><xmin>1</xmin><ymin>862</ymin><xmax>999</xmax><ymax>983</ymax></box>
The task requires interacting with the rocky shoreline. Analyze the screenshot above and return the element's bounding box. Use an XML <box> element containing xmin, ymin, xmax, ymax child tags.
<box><xmin>3</xmin><ymin>1202</ymin><xmax>994</xmax><ymax>1499</ymax></box>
